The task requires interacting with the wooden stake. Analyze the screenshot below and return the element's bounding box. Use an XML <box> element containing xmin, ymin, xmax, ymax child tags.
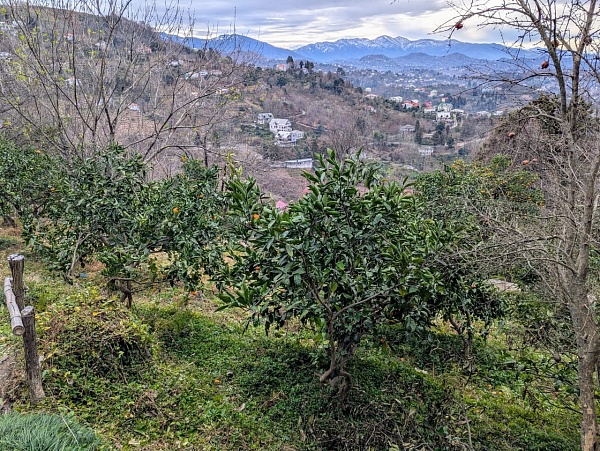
<box><xmin>6</xmin><ymin>255</ymin><xmax>44</xmax><ymax>403</ymax></box>
<box><xmin>21</xmin><ymin>306</ymin><xmax>45</xmax><ymax>403</ymax></box>
<box><xmin>3</xmin><ymin>278</ymin><xmax>24</xmax><ymax>336</ymax></box>
<box><xmin>8</xmin><ymin>254</ymin><xmax>25</xmax><ymax>310</ymax></box>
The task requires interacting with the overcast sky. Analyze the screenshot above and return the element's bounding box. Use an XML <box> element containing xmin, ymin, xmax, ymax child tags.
<box><xmin>186</xmin><ymin>1</ymin><xmax>506</xmax><ymax>49</ymax></box>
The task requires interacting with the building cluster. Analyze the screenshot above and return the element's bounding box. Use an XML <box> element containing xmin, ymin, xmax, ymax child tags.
<box><xmin>257</xmin><ymin>113</ymin><xmax>305</xmax><ymax>147</ymax></box>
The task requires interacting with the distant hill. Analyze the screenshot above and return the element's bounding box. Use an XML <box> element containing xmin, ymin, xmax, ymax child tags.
<box><xmin>353</xmin><ymin>52</ymin><xmax>485</xmax><ymax>70</ymax></box>
<box><xmin>163</xmin><ymin>33</ymin><xmax>305</xmax><ymax>61</ymax></box>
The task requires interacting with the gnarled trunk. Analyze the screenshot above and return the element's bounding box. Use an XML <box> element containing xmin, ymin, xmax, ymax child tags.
<box><xmin>569</xmin><ymin>282</ymin><xmax>600</xmax><ymax>451</ymax></box>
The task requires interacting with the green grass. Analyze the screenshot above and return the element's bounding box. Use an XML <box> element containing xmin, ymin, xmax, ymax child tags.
<box><xmin>0</xmin><ymin>412</ymin><xmax>103</xmax><ymax>450</ymax></box>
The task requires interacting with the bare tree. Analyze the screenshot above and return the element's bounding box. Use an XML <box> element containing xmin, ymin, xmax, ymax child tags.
<box><xmin>321</xmin><ymin>111</ymin><xmax>373</xmax><ymax>159</ymax></box>
<box><xmin>414</xmin><ymin>1</ymin><xmax>600</xmax><ymax>448</ymax></box>
<box><xmin>0</xmin><ymin>0</ymin><xmax>250</xmax><ymax>165</ymax></box>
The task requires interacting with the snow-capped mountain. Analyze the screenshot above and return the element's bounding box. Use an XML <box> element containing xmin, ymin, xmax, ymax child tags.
<box><xmin>295</xmin><ymin>35</ymin><xmax>540</xmax><ymax>62</ymax></box>
<box><xmin>166</xmin><ymin>33</ymin><xmax>541</xmax><ymax>70</ymax></box>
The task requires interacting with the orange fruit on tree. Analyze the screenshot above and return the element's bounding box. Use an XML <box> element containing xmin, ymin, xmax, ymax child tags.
<box><xmin>173</xmin><ymin>207</ymin><xmax>179</xmax><ymax>214</ymax></box>
<box><xmin>253</xmin><ymin>213</ymin><xmax>260</xmax><ymax>220</ymax></box>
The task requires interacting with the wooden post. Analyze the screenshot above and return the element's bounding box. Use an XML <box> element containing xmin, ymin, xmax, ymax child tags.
<box><xmin>21</xmin><ymin>306</ymin><xmax>45</xmax><ymax>403</ymax></box>
<box><xmin>8</xmin><ymin>254</ymin><xmax>25</xmax><ymax>310</ymax></box>
<box><xmin>6</xmin><ymin>254</ymin><xmax>45</xmax><ymax>403</ymax></box>
<box><xmin>3</xmin><ymin>278</ymin><xmax>24</xmax><ymax>336</ymax></box>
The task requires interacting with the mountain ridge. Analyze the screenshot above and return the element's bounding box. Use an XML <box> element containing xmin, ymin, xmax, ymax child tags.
<box><xmin>164</xmin><ymin>32</ymin><xmax>542</xmax><ymax>68</ymax></box>
<box><xmin>294</xmin><ymin>35</ymin><xmax>539</xmax><ymax>61</ymax></box>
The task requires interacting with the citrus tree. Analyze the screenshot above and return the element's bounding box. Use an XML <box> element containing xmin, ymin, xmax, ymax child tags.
<box><xmin>0</xmin><ymin>139</ymin><xmax>60</xmax><ymax>228</ymax></box>
<box><xmin>28</xmin><ymin>146</ymin><xmax>227</xmax><ymax>305</ymax></box>
<box><xmin>415</xmin><ymin>156</ymin><xmax>542</xmax><ymax>359</ymax></box>
<box><xmin>218</xmin><ymin>151</ymin><xmax>489</xmax><ymax>398</ymax></box>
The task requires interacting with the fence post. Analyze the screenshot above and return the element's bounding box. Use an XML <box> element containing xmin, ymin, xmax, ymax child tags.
<box><xmin>21</xmin><ymin>306</ymin><xmax>45</xmax><ymax>403</ymax></box>
<box><xmin>5</xmin><ymin>254</ymin><xmax>45</xmax><ymax>403</ymax></box>
<box><xmin>8</xmin><ymin>254</ymin><xmax>24</xmax><ymax>310</ymax></box>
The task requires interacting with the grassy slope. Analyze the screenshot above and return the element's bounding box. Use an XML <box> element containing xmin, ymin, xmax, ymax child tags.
<box><xmin>0</xmin><ymin>228</ymin><xmax>580</xmax><ymax>450</ymax></box>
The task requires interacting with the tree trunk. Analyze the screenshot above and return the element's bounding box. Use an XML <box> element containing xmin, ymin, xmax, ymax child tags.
<box><xmin>569</xmin><ymin>284</ymin><xmax>600</xmax><ymax>451</ymax></box>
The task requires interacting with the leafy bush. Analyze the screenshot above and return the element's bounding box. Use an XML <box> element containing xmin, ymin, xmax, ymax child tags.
<box><xmin>0</xmin><ymin>412</ymin><xmax>103</xmax><ymax>450</ymax></box>
<box><xmin>37</xmin><ymin>287</ymin><xmax>154</xmax><ymax>384</ymax></box>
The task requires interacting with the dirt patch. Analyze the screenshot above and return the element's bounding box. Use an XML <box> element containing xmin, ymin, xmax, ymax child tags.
<box><xmin>0</xmin><ymin>350</ymin><xmax>22</xmax><ymax>412</ymax></box>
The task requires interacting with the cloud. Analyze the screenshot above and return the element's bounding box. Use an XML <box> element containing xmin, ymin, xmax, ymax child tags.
<box><xmin>149</xmin><ymin>0</ymin><xmax>516</xmax><ymax>48</ymax></box>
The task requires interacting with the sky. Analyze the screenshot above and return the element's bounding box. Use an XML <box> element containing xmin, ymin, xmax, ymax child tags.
<box><xmin>185</xmin><ymin>1</ymin><xmax>507</xmax><ymax>49</ymax></box>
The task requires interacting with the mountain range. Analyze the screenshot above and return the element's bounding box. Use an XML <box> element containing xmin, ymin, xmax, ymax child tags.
<box><xmin>165</xmin><ymin>33</ymin><xmax>544</xmax><ymax>70</ymax></box>
<box><xmin>294</xmin><ymin>35</ymin><xmax>540</xmax><ymax>62</ymax></box>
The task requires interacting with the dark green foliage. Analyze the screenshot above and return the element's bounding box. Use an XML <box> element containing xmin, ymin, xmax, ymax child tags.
<box><xmin>218</xmin><ymin>150</ymin><xmax>495</xmax><ymax>398</ymax></box>
<box><xmin>26</xmin><ymin>147</ymin><xmax>228</xmax><ymax>303</ymax></box>
<box><xmin>27</xmin><ymin>146</ymin><xmax>148</xmax><ymax>277</ymax></box>
<box><xmin>37</xmin><ymin>287</ymin><xmax>154</xmax><ymax>385</ymax></box>
<box><xmin>0</xmin><ymin>413</ymin><xmax>102</xmax><ymax>450</ymax></box>
<box><xmin>416</xmin><ymin>156</ymin><xmax>543</xmax><ymax>226</ymax></box>
<box><xmin>0</xmin><ymin>139</ymin><xmax>60</xmax><ymax>226</ymax></box>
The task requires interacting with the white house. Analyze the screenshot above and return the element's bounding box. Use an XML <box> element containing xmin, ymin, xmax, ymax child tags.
<box><xmin>436</xmin><ymin>111</ymin><xmax>452</xmax><ymax>121</ymax></box>
<box><xmin>257</xmin><ymin>113</ymin><xmax>274</xmax><ymax>125</ymax></box>
<box><xmin>291</xmin><ymin>130</ymin><xmax>305</xmax><ymax>142</ymax></box>
<box><xmin>418</xmin><ymin>147</ymin><xmax>434</xmax><ymax>156</ymax></box>
<box><xmin>389</xmin><ymin>96</ymin><xmax>403</xmax><ymax>103</ymax></box>
<box><xmin>437</xmin><ymin>103</ymin><xmax>453</xmax><ymax>112</ymax></box>
<box><xmin>275</xmin><ymin>131</ymin><xmax>293</xmax><ymax>146</ymax></box>
<box><xmin>269</xmin><ymin>118</ymin><xmax>292</xmax><ymax>134</ymax></box>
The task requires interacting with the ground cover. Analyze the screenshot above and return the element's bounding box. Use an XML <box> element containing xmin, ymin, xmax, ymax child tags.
<box><xmin>0</xmin><ymin>228</ymin><xmax>581</xmax><ymax>450</ymax></box>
